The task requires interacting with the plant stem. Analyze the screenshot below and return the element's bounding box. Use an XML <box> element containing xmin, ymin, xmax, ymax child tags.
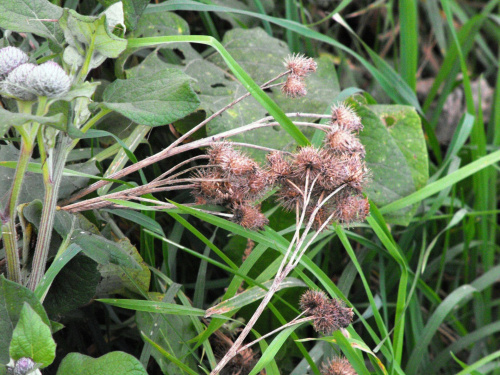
<box><xmin>1</xmin><ymin>135</ymin><xmax>37</xmax><ymax>283</ymax></box>
<box><xmin>27</xmin><ymin>136</ymin><xmax>71</xmax><ymax>290</ymax></box>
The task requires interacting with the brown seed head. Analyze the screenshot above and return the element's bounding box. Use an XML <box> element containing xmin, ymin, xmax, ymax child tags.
<box><xmin>277</xmin><ymin>180</ymin><xmax>303</xmax><ymax>212</ymax></box>
<box><xmin>313</xmin><ymin>298</ymin><xmax>354</xmax><ymax>334</ymax></box>
<box><xmin>341</xmin><ymin>155</ymin><xmax>369</xmax><ymax>191</ymax></box>
<box><xmin>321</xmin><ymin>357</ymin><xmax>357</xmax><ymax>375</ymax></box>
<box><xmin>324</xmin><ymin>129</ymin><xmax>365</xmax><ymax>157</ymax></box>
<box><xmin>284</xmin><ymin>53</ymin><xmax>317</xmax><ymax>77</ymax></box>
<box><xmin>331</xmin><ymin>103</ymin><xmax>362</xmax><ymax>133</ymax></box>
<box><xmin>266</xmin><ymin>151</ymin><xmax>292</xmax><ymax>183</ymax></box>
<box><xmin>247</xmin><ymin>169</ymin><xmax>271</xmax><ymax>200</ymax></box>
<box><xmin>191</xmin><ymin>168</ymin><xmax>228</xmax><ymax>204</ymax></box>
<box><xmin>223</xmin><ymin>153</ymin><xmax>257</xmax><ymax>177</ymax></box>
<box><xmin>281</xmin><ymin>74</ymin><xmax>307</xmax><ymax>98</ymax></box>
<box><xmin>232</xmin><ymin>204</ymin><xmax>268</xmax><ymax>230</ymax></box>
<box><xmin>292</xmin><ymin>146</ymin><xmax>326</xmax><ymax>181</ymax></box>
<box><xmin>300</xmin><ymin>289</ymin><xmax>328</xmax><ymax>314</ymax></box>
<box><xmin>334</xmin><ymin>193</ymin><xmax>370</xmax><ymax>225</ymax></box>
<box><xmin>208</xmin><ymin>142</ymin><xmax>236</xmax><ymax>165</ymax></box>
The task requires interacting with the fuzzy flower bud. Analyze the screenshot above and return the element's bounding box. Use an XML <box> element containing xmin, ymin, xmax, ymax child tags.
<box><xmin>284</xmin><ymin>53</ymin><xmax>317</xmax><ymax>77</ymax></box>
<box><xmin>281</xmin><ymin>75</ymin><xmax>307</xmax><ymax>98</ymax></box>
<box><xmin>0</xmin><ymin>46</ymin><xmax>29</xmax><ymax>78</ymax></box>
<box><xmin>321</xmin><ymin>357</ymin><xmax>357</xmax><ymax>375</ymax></box>
<box><xmin>4</xmin><ymin>63</ymin><xmax>37</xmax><ymax>101</ymax></box>
<box><xmin>13</xmin><ymin>357</ymin><xmax>36</xmax><ymax>375</ymax></box>
<box><xmin>26</xmin><ymin>61</ymin><xmax>71</xmax><ymax>98</ymax></box>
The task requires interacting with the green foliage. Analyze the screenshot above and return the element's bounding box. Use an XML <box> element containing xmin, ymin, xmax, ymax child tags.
<box><xmin>9</xmin><ymin>303</ymin><xmax>56</xmax><ymax>367</ymax></box>
<box><xmin>56</xmin><ymin>352</ymin><xmax>147</xmax><ymax>375</ymax></box>
<box><xmin>0</xmin><ymin>0</ymin><xmax>498</xmax><ymax>374</ymax></box>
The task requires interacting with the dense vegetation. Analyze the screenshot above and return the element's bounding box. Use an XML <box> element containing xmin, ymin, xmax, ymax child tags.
<box><xmin>0</xmin><ymin>0</ymin><xmax>499</xmax><ymax>374</ymax></box>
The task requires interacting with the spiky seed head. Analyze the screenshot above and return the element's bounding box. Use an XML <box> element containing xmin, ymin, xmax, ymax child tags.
<box><xmin>232</xmin><ymin>204</ymin><xmax>268</xmax><ymax>230</ymax></box>
<box><xmin>284</xmin><ymin>53</ymin><xmax>317</xmax><ymax>77</ymax></box>
<box><xmin>26</xmin><ymin>61</ymin><xmax>71</xmax><ymax>98</ymax></box>
<box><xmin>191</xmin><ymin>168</ymin><xmax>228</xmax><ymax>204</ymax></box>
<box><xmin>340</xmin><ymin>154</ymin><xmax>369</xmax><ymax>191</ymax></box>
<box><xmin>320</xmin><ymin>357</ymin><xmax>357</xmax><ymax>375</ymax></box>
<box><xmin>247</xmin><ymin>169</ymin><xmax>270</xmax><ymax>199</ymax></box>
<box><xmin>300</xmin><ymin>289</ymin><xmax>328</xmax><ymax>314</ymax></box>
<box><xmin>312</xmin><ymin>298</ymin><xmax>354</xmax><ymax>334</ymax></box>
<box><xmin>266</xmin><ymin>151</ymin><xmax>292</xmax><ymax>182</ymax></box>
<box><xmin>208</xmin><ymin>142</ymin><xmax>236</xmax><ymax>165</ymax></box>
<box><xmin>292</xmin><ymin>146</ymin><xmax>326</xmax><ymax>181</ymax></box>
<box><xmin>324</xmin><ymin>129</ymin><xmax>365</xmax><ymax>156</ymax></box>
<box><xmin>13</xmin><ymin>357</ymin><xmax>36</xmax><ymax>375</ymax></box>
<box><xmin>331</xmin><ymin>103</ymin><xmax>362</xmax><ymax>133</ymax></box>
<box><xmin>0</xmin><ymin>46</ymin><xmax>29</xmax><ymax>78</ymax></box>
<box><xmin>277</xmin><ymin>181</ymin><xmax>303</xmax><ymax>212</ymax></box>
<box><xmin>334</xmin><ymin>193</ymin><xmax>370</xmax><ymax>225</ymax></box>
<box><xmin>281</xmin><ymin>75</ymin><xmax>307</xmax><ymax>98</ymax></box>
<box><xmin>318</xmin><ymin>156</ymin><xmax>347</xmax><ymax>191</ymax></box>
<box><xmin>4</xmin><ymin>63</ymin><xmax>37</xmax><ymax>101</ymax></box>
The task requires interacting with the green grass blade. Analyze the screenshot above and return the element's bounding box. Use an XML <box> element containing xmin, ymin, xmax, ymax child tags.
<box><xmin>380</xmin><ymin>149</ymin><xmax>500</xmax><ymax>214</ymax></box>
<box><xmin>399</xmin><ymin>0</ymin><xmax>418</xmax><ymax>91</ymax></box>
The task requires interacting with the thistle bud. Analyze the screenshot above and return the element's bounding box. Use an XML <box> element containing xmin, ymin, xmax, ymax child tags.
<box><xmin>13</xmin><ymin>357</ymin><xmax>36</xmax><ymax>375</ymax></box>
<box><xmin>0</xmin><ymin>47</ymin><xmax>29</xmax><ymax>78</ymax></box>
<box><xmin>26</xmin><ymin>61</ymin><xmax>71</xmax><ymax>98</ymax></box>
<box><xmin>321</xmin><ymin>357</ymin><xmax>357</xmax><ymax>375</ymax></box>
<box><xmin>281</xmin><ymin>75</ymin><xmax>307</xmax><ymax>98</ymax></box>
<box><xmin>4</xmin><ymin>63</ymin><xmax>37</xmax><ymax>101</ymax></box>
<box><xmin>331</xmin><ymin>103</ymin><xmax>362</xmax><ymax>133</ymax></box>
<box><xmin>284</xmin><ymin>53</ymin><xmax>317</xmax><ymax>77</ymax></box>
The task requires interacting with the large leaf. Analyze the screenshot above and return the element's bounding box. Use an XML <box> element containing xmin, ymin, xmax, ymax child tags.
<box><xmin>101</xmin><ymin>68</ymin><xmax>200</xmax><ymax>126</ymax></box>
<box><xmin>98</xmin><ymin>0</ymin><xmax>149</xmax><ymax>30</ymax></box>
<box><xmin>358</xmin><ymin>102</ymin><xmax>428</xmax><ymax>225</ymax></box>
<box><xmin>9</xmin><ymin>303</ymin><xmax>56</xmax><ymax>368</ymax></box>
<box><xmin>43</xmin><ymin>255</ymin><xmax>100</xmax><ymax>317</ymax></box>
<box><xmin>131</xmin><ymin>8</ymin><xmax>189</xmax><ymax>37</ymax></box>
<box><xmin>96</xmin><ymin>238</ymin><xmax>151</xmax><ymax>296</ymax></box>
<box><xmin>56</xmin><ymin>352</ymin><xmax>147</xmax><ymax>375</ymax></box>
<box><xmin>0</xmin><ymin>0</ymin><xmax>64</xmax><ymax>47</ymax></box>
<box><xmin>0</xmin><ymin>276</ymin><xmax>50</xmax><ymax>364</ymax></box>
<box><xmin>0</xmin><ymin>145</ymin><xmax>99</xmax><ymax>205</ymax></box>
<box><xmin>52</xmin><ymin>210</ymin><xmax>141</xmax><ymax>269</ymax></box>
<box><xmin>59</xmin><ymin>4</ymin><xmax>127</xmax><ymax>69</ymax></box>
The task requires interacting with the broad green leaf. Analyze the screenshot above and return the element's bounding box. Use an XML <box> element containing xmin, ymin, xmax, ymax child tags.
<box><xmin>0</xmin><ymin>0</ymin><xmax>64</xmax><ymax>47</ymax></box>
<box><xmin>9</xmin><ymin>303</ymin><xmax>56</xmax><ymax>367</ymax></box>
<box><xmin>0</xmin><ymin>146</ymin><xmax>99</xmax><ymax>204</ymax></box>
<box><xmin>357</xmin><ymin>102</ymin><xmax>427</xmax><ymax>225</ymax></box>
<box><xmin>59</xmin><ymin>5</ymin><xmax>127</xmax><ymax>70</ymax></box>
<box><xmin>56</xmin><ymin>352</ymin><xmax>147</xmax><ymax>375</ymax></box>
<box><xmin>131</xmin><ymin>10</ymin><xmax>189</xmax><ymax>37</ymax></box>
<box><xmin>0</xmin><ymin>108</ymin><xmax>64</xmax><ymax>128</ymax></box>
<box><xmin>43</xmin><ymin>255</ymin><xmax>100</xmax><ymax>317</ymax></box>
<box><xmin>136</xmin><ymin>292</ymin><xmax>197</xmax><ymax>373</ymax></box>
<box><xmin>96</xmin><ymin>238</ymin><xmax>151</xmax><ymax>296</ymax></box>
<box><xmin>206</xmin><ymin>277</ymin><xmax>306</xmax><ymax>317</ymax></box>
<box><xmin>101</xmin><ymin>68</ymin><xmax>200</xmax><ymax>126</ymax></box>
<box><xmin>0</xmin><ymin>276</ymin><xmax>51</xmax><ymax>364</ymax></box>
<box><xmin>98</xmin><ymin>0</ymin><xmax>150</xmax><ymax>30</ymax></box>
<box><xmin>57</xmin><ymin>81</ymin><xmax>101</xmax><ymax>102</ymax></box>
<box><xmin>48</xmin><ymin>210</ymin><xmax>140</xmax><ymax>269</ymax></box>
